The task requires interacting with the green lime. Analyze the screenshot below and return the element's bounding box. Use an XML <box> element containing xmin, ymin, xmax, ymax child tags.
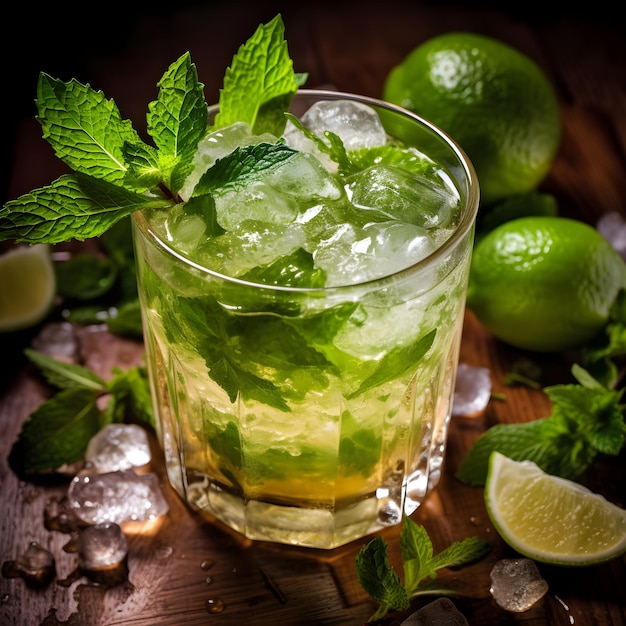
<box><xmin>0</xmin><ymin>244</ymin><xmax>56</xmax><ymax>332</ymax></box>
<box><xmin>466</xmin><ymin>216</ymin><xmax>626</xmax><ymax>352</ymax></box>
<box><xmin>383</xmin><ymin>32</ymin><xmax>561</xmax><ymax>205</ymax></box>
<box><xmin>485</xmin><ymin>452</ymin><xmax>626</xmax><ymax>566</ymax></box>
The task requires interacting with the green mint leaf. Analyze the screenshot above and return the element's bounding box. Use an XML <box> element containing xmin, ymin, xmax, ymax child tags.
<box><xmin>103</xmin><ymin>366</ymin><xmax>155</xmax><ymax>428</ymax></box>
<box><xmin>24</xmin><ymin>349</ymin><xmax>106</xmax><ymax>391</ymax></box>
<box><xmin>455</xmin><ymin>419</ymin><xmax>551</xmax><ymax>486</ymax></box>
<box><xmin>9</xmin><ymin>388</ymin><xmax>101</xmax><ymax>475</ymax></box>
<box><xmin>165</xmin><ymin>295</ymin><xmax>290</xmax><ymax>411</ymax></box>
<box><xmin>192</xmin><ymin>142</ymin><xmax>299</xmax><ymax>197</ymax></box>
<box><xmin>214</xmin><ymin>14</ymin><xmax>303</xmax><ymax>136</ymax></box>
<box><xmin>0</xmin><ymin>173</ymin><xmax>171</xmax><ymax>244</ymax></box>
<box><xmin>105</xmin><ymin>299</ymin><xmax>144</xmax><ymax>339</ymax></box>
<box><xmin>356</xmin><ymin>536</ymin><xmax>410</xmax><ymax>621</ymax></box>
<box><xmin>55</xmin><ymin>253</ymin><xmax>118</xmax><ymax>300</ymax></box>
<box><xmin>146</xmin><ymin>51</ymin><xmax>208</xmax><ymax>194</ymax></box>
<box><xmin>240</xmin><ymin>247</ymin><xmax>326</xmax><ymax>288</ymax></box>
<box><xmin>37</xmin><ymin>73</ymin><xmax>144</xmax><ymax>185</ymax></box>
<box><xmin>544</xmin><ymin>381</ymin><xmax>625</xmax><ymax>457</ymax></box>
<box><xmin>348</xmin><ymin>329</ymin><xmax>436</xmax><ymax>399</ymax></box>
<box><xmin>284</xmin><ymin>113</ymin><xmax>358</xmax><ymax>174</ymax></box>
<box><xmin>121</xmin><ymin>141</ymin><xmax>163</xmax><ymax>191</ymax></box>
<box><xmin>429</xmin><ymin>536</ymin><xmax>493</xmax><ymax>572</ymax></box>
<box><xmin>399</xmin><ymin>517</ymin><xmax>434</xmax><ymax>594</ymax></box>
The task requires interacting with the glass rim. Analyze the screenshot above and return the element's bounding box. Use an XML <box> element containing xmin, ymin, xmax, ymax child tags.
<box><xmin>133</xmin><ymin>88</ymin><xmax>480</xmax><ymax>294</ymax></box>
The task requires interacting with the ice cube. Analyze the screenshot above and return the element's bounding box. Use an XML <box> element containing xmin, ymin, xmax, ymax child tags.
<box><xmin>297</xmin><ymin>99</ymin><xmax>388</xmax><ymax>150</ymax></box>
<box><xmin>349</xmin><ymin>164</ymin><xmax>459</xmax><ymax>229</ymax></box>
<box><xmin>12</xmin><ymin>542</ymin><xmax>56</xmax><ymax>586</ymax></box>
<box><xmin>77</xmin><ymin>522</ymin><xmax>129</xmax><ymax>571</ymax></box>
<box><xmin>180</xmin><ymin>122</ymin><xmax>277</xmax><ymax>199</ymax></box>
<box><xmin>31</xmin><ymin>321</ymin><xmax>80</xmax><ymax>363</ymax></box>
<box><xmin>85</xmin><ymin>423</ymin><xmax>152</xmax><ymax>473</ymax></box>
<box><xmin>313</xmin><ymin>221</ymin><xmax>435</xmax><ymax>286</ymax></box>
<box><xmin>597</xmin><ymin>211</ymin><xmax>626</xmax><ymax>260</ymax></box>
<box><xmin>198</xmin><ymin>221</ymin><xmax>307</xmax><ymax>277</ymax></box>
<box><xmin>452</xmin><ymin>363</ymin><xmax>492</xmax><ymax>416</ymax></box>
<box><xmin>490</xmin><ymin>558</ymin><xmax>549</xmax><ymax>612</ymax></box>
<box><xmin>214</xmin><ymin>180</ymin><xmax>298</xmax><ymax>231</ymax></box>
<box><xmin>401</xmin><ymin>598</ymin><xmax>469</xmax><ymax>625</ymax></box>
<box><xmin>67</xmin><ymin>469</ymin><xmax>169</xmax><ymax>525</ymax></box>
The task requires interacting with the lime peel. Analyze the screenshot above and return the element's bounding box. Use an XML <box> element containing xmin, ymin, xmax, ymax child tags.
<box><xmin>0</xmin><ymin>244</ymin><xmax>56</xmax><ymax>332</ymax></box>
<box><xmin>485</xmin><ymin>452</ymin><xmax>626</xmax><ymax>566</ymax></box>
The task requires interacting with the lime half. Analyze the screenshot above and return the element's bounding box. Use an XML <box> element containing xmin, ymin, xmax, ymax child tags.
<box><xmin>485</xmin><ymin>452</ymin><xmax>626</xmax><ymax>566</ymax></box>
<box><xmin>0</xmin><ymin>244</ymin><xmax>56</xmax><ymax>332</ymax></box>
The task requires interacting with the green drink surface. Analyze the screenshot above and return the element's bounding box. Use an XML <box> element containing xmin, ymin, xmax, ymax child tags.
<box><xmin>145</xmin><ymin>99</ymin><xmax>462</xmax><ymax>289</ymax></box>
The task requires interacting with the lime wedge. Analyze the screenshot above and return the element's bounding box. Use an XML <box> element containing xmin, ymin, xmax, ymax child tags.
<box><xmin>485</xmin><ymin>452</ymin><xmax>626</xmax><ymax>566</ymax></box>
<box><xmin>0</xmin><ymin>244</ymin><xmax>56</xmax><ymax>332</ymax></box>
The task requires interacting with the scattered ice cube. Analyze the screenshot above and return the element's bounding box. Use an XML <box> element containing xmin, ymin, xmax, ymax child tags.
<box><xmin>85</xmin><ymin>424</ymin><xmax>152</xmax><ymax>473</ymax></box>
<box><xmin>400</xmin><ymin>598</ymin><xmax>469</xmax><ymax>625</ymax></box>
<box><xmin>77</xmin><ymin>522</ymin><xmax>129</xmax><ymax>571</ymax></box>
<box><xmin>597</xmin><ymin>211</ymin><xmax>626</xmax><ymax>260</ymax></box>
<box><xmin>452</xmin><ymin>363</ymin><xmax>492</xmax><ymax>416</ymax></box>
<box><xmin>31</xmin><ymin>321</ymin><xmax>79</xmax><ymax>363</ymax></box>
<box><xmin>490</xmin><ymin>558</ymin><xmax>549</xmax><ymax>612</ymax></box>
<box><xmin>1</xmin><ymin>542</ymin><xmax>56</xmax><ymax>586</ymax></box>
<box><xmin>349</xmin><ymin>165</ymin><xmax>459</xmax><ymax>229</ymax></box>
<box><xmin>67</xmin><ymin>469</ymin><xmax>169</xmax><ymax>525</ymax></box>
<box><xmin>313</xmin><ymin>221</ymin><xmax>435</xmax><ymax>286</ymax></box>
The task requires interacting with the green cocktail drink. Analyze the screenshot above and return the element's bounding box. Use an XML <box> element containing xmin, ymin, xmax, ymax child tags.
<box><xmin>132</xmin><ymin>90</ymin><xmax>479</xmax><ymax>548</ymax></box>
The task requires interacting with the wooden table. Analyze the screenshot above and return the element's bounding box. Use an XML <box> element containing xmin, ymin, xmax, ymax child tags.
<box><xmin>2</xmin><ymin>2</ymin><xmax>625</xmax><ymax>624</ymax></box>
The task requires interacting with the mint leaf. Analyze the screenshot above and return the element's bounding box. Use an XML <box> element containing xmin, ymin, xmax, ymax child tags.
<box><xmin>214</xmin><ymin>14</ymin><xmax>304</xmax><ymax>136</ymax></box>
<box><xmin>103</xmin><ymin>365</ymin><xmax>155</xmax><ymax>428</ymax></box>
<box><xmin>9</xmin><ymin>387</ymin><xmax>101</xmax><ymax>475</ymax></box>
<box><xmin>0</xmin><ymin>173</ymin><xmax>171</xmax><ymax>244</ymax></box>
<box><xmin>455</xmin><ymin>419</ymin><xmax>551</xmax><ymax>486</ymax></box>
<box><xmin>284</xmin><ymin>113</ymin><xmax>358</xmax><ymax>174</ymax></box>
<box><xmin>400</xmin><ymin>519</ymin><xmax>434</xmax><ymax>594</ymax></box>
<box><xmin>146</xmin><ymin>51</ymin><xmax>208</xmax><ymax>194</ymax></box>
<box><xmin>192</xmin><ymin>142</ymin><xmax>299</xmax><ymax>197</ymax></box>
<box><xmin>456</xmin><ymin>365</ymin><xmax>626</xmax><ymax>486</ymax></box>
<box><xmin>55</xmin><ymin>253</ymin><xmax>118</xmax><ymax>300</ymax></box>
<box><xmin>37</xmin><ymin>73</ymin><xmax>144</xmax><ymax>185</ymax></box>
<box><xmin>356</xmin><ymin>536</ymin><xmax>410</xmax><ymax>620</ymax></box>
<box><xmin>356</xmin><ymin>518</ymin><xmax>491</xmax><ymax>621</ymax></box>
<box><xmin>348</xmin><ymin>329</ymin><xmax>436</xmax><ymax>399</ymax></box>
<box><xmin>24</xmin><ymin>349</ymin><xmax>105</xmax><ymax>391</ymax></box>
<box><xmin>429</xmin><ymin>536</ymin><xmax>493</xmax><ymax>571</ymax></box>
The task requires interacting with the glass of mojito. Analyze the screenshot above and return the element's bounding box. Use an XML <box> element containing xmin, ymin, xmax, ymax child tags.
<box><xmin>132</xmin><ymin>89</ymin><xmax>479</xmax><ymax>549</ymax></box>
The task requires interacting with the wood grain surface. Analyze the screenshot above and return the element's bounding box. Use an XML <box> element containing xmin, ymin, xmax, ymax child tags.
<box><xmin>2</xmin><ymin>2</ymin><xmax>625</xmax><ymax>624</ymax></box>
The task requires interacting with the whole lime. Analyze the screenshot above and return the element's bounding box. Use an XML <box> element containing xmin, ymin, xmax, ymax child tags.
<box><xmin>466</xmin><ymin>216</ymin><xmax>626</xmax><ymax>352</ymax></box>
<box><xmin>383</xmin><ymin>32</ymin><xmax>561</xmax><ymax>205</ymax></box>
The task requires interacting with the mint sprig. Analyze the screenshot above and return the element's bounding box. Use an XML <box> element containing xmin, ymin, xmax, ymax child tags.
<box><xmin>456</xmin><ymin>364</ymin><xmax>626</xmax><ymax>486</ymax></box>
<box><xmin>356</xmin><ymin>516</ymin><xmax>491</xmax><ymax>622</ymax></box>
<box><xmin>9</xmin><ymin>349</ymin><xmax>154</xmax><ymax>477</ymax></box>
<box><xmin>0</xmin><ymin>14</ymin><xmax>305</xmax><ymax>245</ymax></box>
<box><xmin>214</xmin><ymin>13</ymin><xmax>307</xmax><ymax>136</ymax></box>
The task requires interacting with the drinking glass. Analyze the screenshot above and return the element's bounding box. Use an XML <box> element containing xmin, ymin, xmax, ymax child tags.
<box><xmin>132</xmin><ymin>90</ymin><xmax>479</xmax><ymax>549</ymax></box>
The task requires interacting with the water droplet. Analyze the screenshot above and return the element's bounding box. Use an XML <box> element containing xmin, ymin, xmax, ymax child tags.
<box><xmin>206</xmin><ymin>597</ymin><xmax>225</xmax><ymax>614</ymax></box>
<box><xmin>205</xmin><ymin>576</ymin><xmax>212</xmax><ymax>584</ymax></box>
<box><xmin>200</xmin><ymin>559</ymin><xmax>215</xmax><ymax>571</ymax></box>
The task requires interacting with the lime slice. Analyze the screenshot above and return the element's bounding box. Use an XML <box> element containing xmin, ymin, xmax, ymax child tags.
<box><xmin>485</xmin><ymin>452</ymin><xmax>626</xmax><ymax>566</ymax></box>
<box><xmin>0</xmin><ymin>244</ymin><xmax>56</xmax><ymax>332</ymax></box>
